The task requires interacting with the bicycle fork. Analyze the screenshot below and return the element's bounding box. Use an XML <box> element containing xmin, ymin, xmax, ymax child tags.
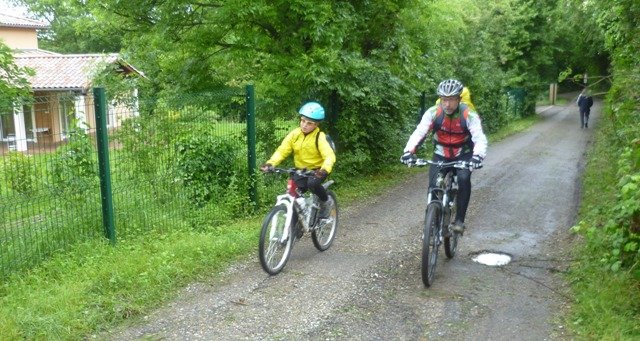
<box><xmin>428</xmin><ymin>190</ymin><xmax>450</xmax><ymax>243</ymax></box>
<box><xmin>273</xmin><ymin>194</ymin><xmax>296</xmax><ymax>243</ymax></box>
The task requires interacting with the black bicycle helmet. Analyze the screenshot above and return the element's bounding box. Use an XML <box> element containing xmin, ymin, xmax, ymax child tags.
<box><xmin>437</xmin><ymin>79</ymin><xmax>464</xmax><ymax>97</ymax></box>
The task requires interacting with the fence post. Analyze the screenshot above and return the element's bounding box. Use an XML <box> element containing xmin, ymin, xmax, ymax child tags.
<box><xmin>93</xmin><ymin>87</ymin><xmax>116</xmax><ymax>245</ymax></box>
<box><xmin>246</xmin><ymin>84</ymin><xmax>257</xmax><ymax>205</ymax></box>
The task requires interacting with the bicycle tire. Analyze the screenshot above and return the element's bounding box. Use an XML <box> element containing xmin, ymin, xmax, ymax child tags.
<box><xmin>312</xmin><ymin>191</ymin><xmax>338</xmax><ymax>251</ymax></box>
<box><xmin>259</xmin><ymin>204</ymin><xmax>294</xmax><ymax>275</ymax></box>
<box><xmin>422</xmin><ymin>203</ymin><xmax>441</xmax><ymax>287</ymax></box>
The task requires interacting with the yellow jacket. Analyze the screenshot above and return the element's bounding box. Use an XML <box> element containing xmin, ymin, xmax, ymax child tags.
<box><xmin>435</xmin><ymin>87</ymin><xmax>476</xmax><ymax>111</ymax></box>
<box><xmin>266</xmin><ymin>127</ymin><xmax>336</xmax><ymax>173</ymax></box>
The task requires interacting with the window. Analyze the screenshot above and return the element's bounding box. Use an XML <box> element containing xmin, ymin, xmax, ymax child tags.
<box><xmin>1</xmin><ymin>104</ymin><xmax>34</xmax><ymax>141</ymax></box>
<box><xmin>23</xmin><ymin>104</ymin><xmax>35</xmax><ymax>141</ymax></box>
<box><xmin>0</xmin><ymin>111</ymin><xmax>15</xmax><ymax>140</ymax></box>
<box><xmin>59</xmin><ymin>93</ymin><xmax>76</xmax><ymax>139</ymax></box>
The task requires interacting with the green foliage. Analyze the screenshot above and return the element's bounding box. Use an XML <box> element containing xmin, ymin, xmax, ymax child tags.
<box><xmin>563</xmin><ymin>0</ymin><xmax>640</xmax><ymax>337</ymax></box>
<box><xmin>18</xmin><ymin>0</ymin><xmax>123</xmax><ymax>53</ymax></box>
<box><xmin>91</xmin><ymin>63</ymin><xmax>142</xmax><ymax>109</ymax></box>
<box><xmin>0</xmin><ymin>42</ymin><xmax>33</xmax><ymax>111</ymax></box>
<box><xmin>574</xmin><ymin>145</ymin><xmax>640</xmax><ymax>276</ymax></box>
<box><xmin>19</xmin><ymin>0</ymin><xmax>584</xmax><ymax>168</ymax></box>
<box><xmin>570</xmin><ymin>0</ymin><xmax>640</xmax><ymax>276</ymax></box>
<box><xmin>48</xmin><ymin>125</ymin><xmax>98</xmax><ymax>199</ymax></box>
<box><xmin>175</xmin><ymin>133</ymin><xmax>240</xmax><ymax>207</ymax></box>
<box><xmin>3</xmin><ymin>152</ymin><xmax>36</xmax><ymax>194</ymax></box>
<box><xmin>256</xmin><ymin>117</ymin><xmax>294</xmax><ymax>164</ymax></box>
<box><xmin>111</xmin><ymin>111</ymin><xmax>177</xmax><ymax>203</ymax></box>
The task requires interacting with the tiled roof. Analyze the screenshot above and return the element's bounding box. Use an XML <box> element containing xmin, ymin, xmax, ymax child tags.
<box><xmin>0</xmin><ymin>13</ymin><xmax>48</xmax><ymax>29</ymax></box>
<box><xmin>14</xmin><ymin>53</ymin><xmax>131</xmax><ymax>91</ymax></box>
<box><xmin>14</xmin><ymin>49</ymin><xmax>62</xmax><ymax>56</ymax></box>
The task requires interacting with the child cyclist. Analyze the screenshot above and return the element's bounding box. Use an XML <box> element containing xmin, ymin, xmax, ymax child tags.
<box><xmin>260</xmin><ymin>102</ymin><xmax>336</xmax><ymax>217</ymax></box>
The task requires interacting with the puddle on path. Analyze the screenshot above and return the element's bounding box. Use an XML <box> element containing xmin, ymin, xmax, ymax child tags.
<box><xmin>472</xmin><ymin>251</ymin><xmax>512</xmax><ymax>266</ymax></box>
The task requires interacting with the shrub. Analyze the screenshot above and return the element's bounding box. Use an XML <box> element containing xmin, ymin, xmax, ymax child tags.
<box><xmin>4</xmin><ymin>151</ymin><xmax>36</xmax><ymax>194</ymax></box>
<box><xmin>175</xmin><ymin>134</ymin><xmax>240</xmax><ymax>206</ymax></box>
<box><xmin>48</xmin><ymin>126</ymin><xmax>98</xmax><ymax>199</ymax></box>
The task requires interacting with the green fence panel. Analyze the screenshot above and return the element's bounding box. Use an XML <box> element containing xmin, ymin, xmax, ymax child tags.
<box><xmin>0</xmin><ymin>87</ymin><xmax>252</xmax><ymax>278</ymax></box>
<box><xmin>0</xmin><ymin>93</ymin><xmax>103</xmax><ymax>278</ymax></box>
<box><xmin>104</xmin><ymin>89</ymin><xmax>249</xmax><ymax>239</ymax></box>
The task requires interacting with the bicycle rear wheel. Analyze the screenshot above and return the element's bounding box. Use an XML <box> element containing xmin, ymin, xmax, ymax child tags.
<box><xmin>259</xmin><ymin>204</ymin><xmax>294</xmax><ymax>275</ymax></box>
<box><xmin>422</xmin><ymin>203</ymin><xmax>441</xmax><ymax>287</ymax></box>
<box><xmin>312</xmin><ymin>191</ymin><xmax>338</xmax><ymax>251</ymax></box>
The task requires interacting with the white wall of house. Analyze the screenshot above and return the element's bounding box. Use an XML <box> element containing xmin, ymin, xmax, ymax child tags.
<box><xmin>12</xmin><ymin>105</ymin><xmax>28</xmax><ymax>151</ymax></box>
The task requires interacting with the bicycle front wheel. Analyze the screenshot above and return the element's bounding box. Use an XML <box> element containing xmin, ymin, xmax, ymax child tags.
<box><xmin>422</xmin><ymin>203</ymin><xmax>441</xmax><ymax>287</ymax></box>
<box><xmin>312</xmin><ymin>191</ymin><xmax>338</xmax><ymax>251</ymax></box>
<box><xmin>259</xmin><ymin>204</ymin><xmax>294</xmax><ymax>275</ymax></box>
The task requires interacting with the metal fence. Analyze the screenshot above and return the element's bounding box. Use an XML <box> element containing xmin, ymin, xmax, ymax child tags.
<box><xmin>0</xmin><ymin>86</ymin><xmax>278</xmax><ymax>278</ymax></box>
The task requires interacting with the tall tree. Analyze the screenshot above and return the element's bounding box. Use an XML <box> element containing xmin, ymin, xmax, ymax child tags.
<box><xmin>17</xmin><ymin>0</ymin><xmax>123</xmax><ymax>53</ymax></box>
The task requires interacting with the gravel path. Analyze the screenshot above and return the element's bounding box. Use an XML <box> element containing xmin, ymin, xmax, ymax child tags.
<box><xmin>103</xmin><ymin>97</ymin><xmax>596</xmax><ymax>340</ymax></box>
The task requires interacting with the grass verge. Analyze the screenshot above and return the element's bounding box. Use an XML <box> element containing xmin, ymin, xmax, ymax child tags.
<box><xmin>564</xmin><ymin>111</ymin><xmax>640</xmax><ymax>339</ymax></box>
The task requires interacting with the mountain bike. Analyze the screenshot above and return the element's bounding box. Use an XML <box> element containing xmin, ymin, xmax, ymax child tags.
<box><xmin>259</xmin><ymin>168</ymin><xmax>338</xmax><ymax>275</ymax></box>
<box><xmin>406</xmin><ymin>158</ymin><xmax>472</xmax><ymax>287</ymax></box>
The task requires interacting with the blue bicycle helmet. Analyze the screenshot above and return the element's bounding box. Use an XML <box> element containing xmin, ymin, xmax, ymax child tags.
<box><xmin>298</xmin><ymin>102</ymin><xmax>325</xmax><ymax>121</ymax></box>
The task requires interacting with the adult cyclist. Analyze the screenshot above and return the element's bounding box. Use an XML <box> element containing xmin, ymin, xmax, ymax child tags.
<box><xmin>400</xmin><ymin>79</ymin><xmax>488</xmax><ymax>234</ymax></box>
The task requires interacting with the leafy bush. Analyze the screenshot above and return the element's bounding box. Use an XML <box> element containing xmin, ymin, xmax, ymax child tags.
<box><xmin>3</xmin><ymin>151</ymin><xmax>36</xmax><ymax>194</ymax></box>
<box><xmin>111</xmin><ymin>113</ymin><xmax>177</xmax><ymax>204</ymax></box>
<box><xmin>48</xmin><ymin>126</ymin><xmax>98</xmax><ymax>199</ymax></box>
<box><xmin>175</xmin><ymin>134</ymin><xmax>240</xmax><ymax>206</ymax></box>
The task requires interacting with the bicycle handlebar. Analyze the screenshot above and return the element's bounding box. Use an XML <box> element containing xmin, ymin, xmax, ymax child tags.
<box><xmin>407</xmin><ymin>158</ymin><xmax>472</xmax><ymax>169</ymax></box>
<box><xmin>263</xmin><ymin>167</ymin><xmax>317</xmax><ymax>177</ymax></box>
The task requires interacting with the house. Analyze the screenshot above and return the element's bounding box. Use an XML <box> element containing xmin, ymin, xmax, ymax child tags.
<box><xmin>0</xmin><ymin>13</ymin><xmax>142</xmax><ymax>153</ymax></box>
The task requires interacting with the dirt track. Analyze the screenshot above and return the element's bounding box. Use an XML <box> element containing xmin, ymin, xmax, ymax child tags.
<box><xmin>104</xmin><ymin>96</ymin><xmax>597</xmax><ymax>340</ymax></box>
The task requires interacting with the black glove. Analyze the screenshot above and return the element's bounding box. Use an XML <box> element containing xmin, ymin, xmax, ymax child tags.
<box><xmin>260</xmin><ymin>163</ymin><xmax>273</xmax><ymax>172</ymax></box>
<box><xmin>470</xmin><ymin>155</ymin><xmax>483</xmax><ymax>169</ymax></box>
<box><xmin>315</xmin><ymin>168</ymin><xmax>328</xmax><ymax>179</ymax></box>
<box><xmin>400</xmin><ymin>152</ymin><xmax>416</xmax><ymax>165</ymax></box>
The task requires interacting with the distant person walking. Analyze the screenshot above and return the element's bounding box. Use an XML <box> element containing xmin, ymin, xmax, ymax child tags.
<box><xmin>577</xmin><ymin>89</ymin><xmax>593</xmax><ymax>128</ymax></box>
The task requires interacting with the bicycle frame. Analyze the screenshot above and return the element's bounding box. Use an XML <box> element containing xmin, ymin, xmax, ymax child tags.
<box><xmin>271</xmin><ymin>169</ymin><xmax>330</xmax><ymax>240</ymax></box>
